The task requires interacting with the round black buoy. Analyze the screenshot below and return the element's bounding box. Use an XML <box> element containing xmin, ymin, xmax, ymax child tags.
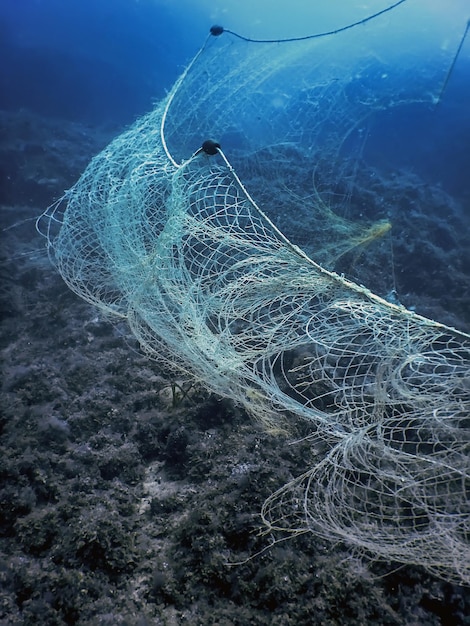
<box><xmin>201</xmin><ymin>139</ymin><xmax>221</xmax><ymax>155</ymax></box>
<box><xmin>210</xmin><ymin>25</ymin><xmax>224</xmax><ymax>36</ymax></box>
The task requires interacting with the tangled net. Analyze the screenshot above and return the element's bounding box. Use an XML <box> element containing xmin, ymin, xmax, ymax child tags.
<box><xmin>38</xmin><ymin>4</ymin><xmax>470</xmax><ymax>585</ymax></box>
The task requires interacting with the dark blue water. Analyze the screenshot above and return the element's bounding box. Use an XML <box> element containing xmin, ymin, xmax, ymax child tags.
<box><xmin>364</xmin><ymin>62</ymin><xmax>470</xmax><ymax>200</ymax></box>
<box><xmin>0</xmin><ymin>0</ymin><xmax>206</xmax><ymax>124</ymax></box>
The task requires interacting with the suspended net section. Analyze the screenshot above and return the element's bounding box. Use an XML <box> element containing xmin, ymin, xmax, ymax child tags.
<box><xmin>38</xmin><ymin>4</ymin><xmax>470</xmax><ymax>586</ymax></box>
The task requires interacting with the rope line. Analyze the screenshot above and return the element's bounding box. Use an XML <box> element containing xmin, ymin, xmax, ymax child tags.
<box><xmin>436</xmin><ymin>18</ymin><xmax>470</xmax><ymax>104</ymax></box>
<box><xmin>214</xmin><ymin>0</ymin><xmax>408</xmax><ymax>44</ymax></box>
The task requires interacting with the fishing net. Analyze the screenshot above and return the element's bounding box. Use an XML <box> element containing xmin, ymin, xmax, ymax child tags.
<box><xmin>38</xmin><ymin>2</ymin><xmax>470</xmax><ymax>585</ymax></box>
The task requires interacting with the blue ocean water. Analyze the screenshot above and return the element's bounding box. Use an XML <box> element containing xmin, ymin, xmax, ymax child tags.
<box><xmin>1</xmin><ymin>0</ymin><xmax>469</xmax><ymax>198</ymax></box>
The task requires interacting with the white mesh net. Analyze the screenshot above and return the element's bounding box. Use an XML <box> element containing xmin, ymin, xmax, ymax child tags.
<box><xmin>38</xmin><ymin>5</ymin><xmax>470</xmax><ymax>585</ymax></box>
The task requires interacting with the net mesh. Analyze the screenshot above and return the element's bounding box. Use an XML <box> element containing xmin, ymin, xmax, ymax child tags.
<box><xmin>38</xmin><ymin>5</ymin><xmax>470</xmax><ymax>585</ymax></box>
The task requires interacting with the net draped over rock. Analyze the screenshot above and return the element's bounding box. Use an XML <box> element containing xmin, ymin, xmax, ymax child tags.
<box><xmin>38</xmin><ymin>4</ymin><xmax>470</xmax><ymax>585</ymax></box>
